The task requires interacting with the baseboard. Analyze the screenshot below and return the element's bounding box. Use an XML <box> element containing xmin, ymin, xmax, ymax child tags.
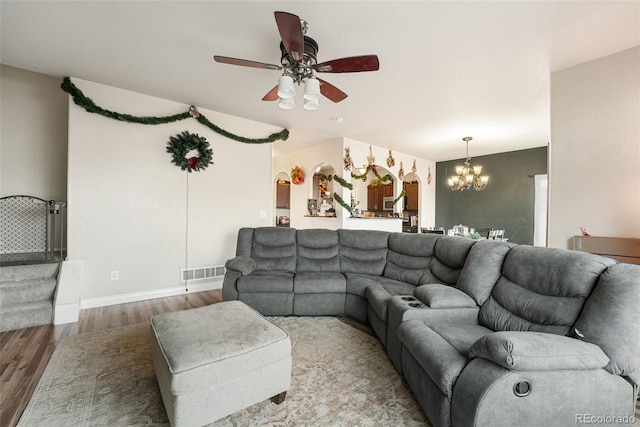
<box><xmin>80</xmin><ymin>279</ymin><xmax>223</xmax><ymax>309</ymax></box>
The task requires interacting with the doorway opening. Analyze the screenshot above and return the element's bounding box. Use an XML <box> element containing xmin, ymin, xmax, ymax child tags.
<box><xmin>274</xmin><ymin>172</ymin><xmax>290</xmax><ymax>227</ymax></box>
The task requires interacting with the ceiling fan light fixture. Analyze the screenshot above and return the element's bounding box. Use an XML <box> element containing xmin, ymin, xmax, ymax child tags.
<box><xmin>303</xmin><ymin>78</ymin><xmax>320</xmax><ymax>101</ymax></box>
<box><xmin>277</xmin><ymin>75</ymin><xmax>295</xmax><ymax>98</ymax></box>
<box><xmin>303</xmin><ymin>98</ymin><xmax>320</xmax><ymax>110</ymax></box>
<box><xmin>278</xmin><ymin>97</ymin><xmax>295</xmax><ymax>110</ymax></box>
<box><xmin>214</xmin><ymin>11</ymin><xmax>380</xmax><ymax>109</ymax></box>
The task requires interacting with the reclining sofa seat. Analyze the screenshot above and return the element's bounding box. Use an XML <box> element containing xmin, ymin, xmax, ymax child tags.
<box><xmin>386</xmin><ymin>239</ymin><xmax>513</xmax><ymax>374</ymax></box>
<box><xmin>222</xmin><ymin>227</ymin><xmax>297</xmax><ymax>315</ymax></box>
<box><xmin>398</xmin><ymin>245</ymin><xmax>639</xmax><ymax>427</ymax></box>
<box><xmin>337</xmin><ymin>229</ymin><xmax>390</xmax><ymax>323</ymax></box>
<box><xmin>367</xmin><ymin>233</ymin><xmax>475</xmax><ymax>348</ymax></box>
<box><xmin>294</xmin><ymin>229</ymin><xmax>345</xmax><ymax>315</ymax></box>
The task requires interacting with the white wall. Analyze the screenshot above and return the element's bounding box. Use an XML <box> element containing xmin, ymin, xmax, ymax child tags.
<box><xmin>0</xmin><ymin>65</ymin><xmax>68</xmax><ymax>200</ymax></box>
<box><xmin>549</xmin><ymin>47</ymin><xmax>640</xmax><ymax>248</ymax></box>
<box><xmin>67</xmin><ymin>78</ymin><xmax>278</xmax><ymax>302</ymax></box>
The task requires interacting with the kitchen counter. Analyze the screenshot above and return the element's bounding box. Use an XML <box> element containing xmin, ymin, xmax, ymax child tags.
<box><xmin>344</xmin><ymin>217</ymin><xmax>402</xmax><ymax>233</ymax></box>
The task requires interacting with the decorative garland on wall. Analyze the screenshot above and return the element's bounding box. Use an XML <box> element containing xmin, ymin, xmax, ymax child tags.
<box><xmin>60</xmin><ymin>77</ymin><xmax>289</xmax><ymax>144</ymax></box>
<box><xmin>331</xmin><ymin>171</ymin><xmax>405</xmax><ymax>215</ymax></box>
<box><xmin>166</xmin><ymin>131</ymin><xmax>213</xmax><ymax>172</ymax></box>
<box><xmin>349</xmin><ymin>164</ymin><xmax>393</xmax><ymax>183</ymax></box>
<box><xmin>393</xmin><ymin>190</ymin><xmax>406</xmax><ymax>206</ymax></box>
<box><xmin>332</xmin><ymin>174</ymin><xmax>353</xmax><ymax>190</ymax></box>
<box><xmin>333</xmin><ymin>193</ymin><xmax>353</xmax><ymax>214</ymax></box>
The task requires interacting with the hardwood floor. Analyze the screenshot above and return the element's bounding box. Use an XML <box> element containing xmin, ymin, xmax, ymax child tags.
<box><xmin>5</xmin><ymin>292</ymin><xmax>632</xmax><ymax>426</ymax></box>
<box><xmin>0</xmin><ymin>289</ymin><xmax>223</xmax><ymax>427</ymax></box>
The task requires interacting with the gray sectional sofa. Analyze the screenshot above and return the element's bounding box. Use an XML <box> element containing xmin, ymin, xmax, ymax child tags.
<box><xmin>223</xmin><ymin>227</ymin><xmax>640</xmax><ymax>427</ymax></box>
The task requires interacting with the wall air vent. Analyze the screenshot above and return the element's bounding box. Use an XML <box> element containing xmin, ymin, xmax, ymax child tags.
<box><xmin>181</xmin><ymin>265</ymin><xmax>226</xmax><ymax>282</ymax></box>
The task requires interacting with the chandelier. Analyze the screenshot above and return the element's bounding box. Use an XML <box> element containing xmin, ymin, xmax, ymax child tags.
<box><xmin>276</xmin><ymin>20</ymin><xmax>322</xmax><ymax>110</ymax></box>
<box><xmin>448</xmin><ymin>137</ymin><xmax>489</xmax><ymax>191</ymax></box>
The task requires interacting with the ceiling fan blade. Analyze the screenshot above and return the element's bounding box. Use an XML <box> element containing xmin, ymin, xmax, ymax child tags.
<box><xmin>314</xmin><ymin>55</ymin><xmax>380</xmax><ymax>73</ymax></box>
<box><xmin>318</xmin><ymin>78</ymin><xmax>348</xmax><ymax>103</ymax></box>
<box><xmin>262</xmin><ymin>85</ymin><xmax>279</xmax><ymax>101</ymax></box>
<box><xmin>214</xmin><ymin>55</ymin><xmax>282</xmax><ymax>71</ymax></box>
<box><xmin>274</xmin><ymin>11</ymin><xmax>304</xmax><ymax>63</ymax></box>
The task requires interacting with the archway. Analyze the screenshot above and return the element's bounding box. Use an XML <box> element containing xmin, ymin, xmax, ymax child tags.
<box><xmin>274</xmin><ymin>171</ymin><xmax>290</xmax><ymax>227</ymax></box>
<box><xmin>402</xmin><ymin>172</ymin><xmax>420</xmax><ymax>232</ymax></box>
<box><xmin>309</xmin><ymin>163</ymin><xmax>336</xmax><ymax>216</ymax></box>
<box><xmin>350</xmin><ymin>164</ymin><xmax>395</xmax><ymax>216</ymax></box>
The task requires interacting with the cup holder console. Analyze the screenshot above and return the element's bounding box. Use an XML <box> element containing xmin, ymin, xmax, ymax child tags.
<box><xmin>401</xmin><ymin>296</ymin><xmax>416</xmax><ymax>302</ymax></box>
<box><xmin>409</xmin><ymin>302</ymin><xmax>425</xmax><ymax>308</ymax></box>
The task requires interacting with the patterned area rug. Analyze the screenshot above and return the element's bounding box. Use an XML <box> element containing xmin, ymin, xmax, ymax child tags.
<box><xmin>18</xmin><ymin>316</ymin><xmax>429</xmax><ymax>426</ymax></box>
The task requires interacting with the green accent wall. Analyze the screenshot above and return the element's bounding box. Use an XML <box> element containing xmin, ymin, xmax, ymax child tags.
<box><xmin>436</xmin><ymin>146</ymin><xmax>547</xmax><ymax>245</ymax></box>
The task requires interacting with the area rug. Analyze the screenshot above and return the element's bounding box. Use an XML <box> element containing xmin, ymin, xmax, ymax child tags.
<box><xmin>18</xmin><ymin>316</ymin><xmax>429</xmax><ymax>426</ymax></box>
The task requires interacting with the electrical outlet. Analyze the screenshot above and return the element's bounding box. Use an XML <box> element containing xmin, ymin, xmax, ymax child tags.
<box><xmin>259</xmin><ymin>210</ymin><xmax>266</xmax><ymax>219</ymax></box>
<box><xmin>110</xmin><ymin>270</ymin><xmax>119</xmax><ymax>280</ymax></box>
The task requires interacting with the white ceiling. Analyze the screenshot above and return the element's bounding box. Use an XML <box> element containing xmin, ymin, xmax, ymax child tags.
<box><xmin>1</xmin><ymin>1</ymin><xmax>638</xmax><ymax>161</ymax></box>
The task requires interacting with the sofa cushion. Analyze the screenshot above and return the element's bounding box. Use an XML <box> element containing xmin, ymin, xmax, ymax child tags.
<box><xmin>296</xmin><ymin>229</ymin><xmax>340</xmax><ymax>272</ymax></box>
<box><xmin>383</xmin><ymin>233</ymin><xmax>439</xmax><ymax>285</ymax></box>
<box><xmin>251</xmin><ymin>227</ymin><xmax>297</xmax><ymax>272</ymax></box>
<box><xmin>469</xmin><ymin>331</ymin><xmax>610</xmax><ymax>371</ymax></box>
<box><xmin>456</xmin><ymin>240</ymin><xmax>512</xmax><ymax>305</ymax></box>
<box><xmin>344</xmin><ymin>273</ymin><xmax>380</xmax><ymax>297</ymax></box>
<box><xmin>479</xmin><ymin>246</ymin><xmax>616</xmax><ymax>335</ymax></box>
<box><xmin>293</xmin><ymin>271</ymin><xmax>346</xmax><ymax>294</ymax></box>
<box><xmin>414</xmin><ymin>284</ymin><xmax>477</xmax><ymax>309</ymax></box>
<box><xmin>235</xmin><ymin>227</ymin><xmax>255</xmax><ymax>256</ymax></box>
<box><xmin>338</xmin><ymin>229</ymin><xmax>389</xmax><ymax>275</ymax></box>
<box><xmin>420</xmin><ymin>237</ymin><xmax>475</xmax><ymax>285</ymax></box>
<box><xmin>574</xmin><ymin>263</ymin><xmax>640</xmax><ymax>377</ymax></box>
<box><xmin>237</xmin><ymin>271</ymin><xmax>294</xmax><ymax>293</ymax></box>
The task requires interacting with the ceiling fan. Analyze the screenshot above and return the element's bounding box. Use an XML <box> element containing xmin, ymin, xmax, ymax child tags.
<box><xmin>214</xmin><ymin>11</ymin><xmax>380</xmax><ymax>110</ymax></box>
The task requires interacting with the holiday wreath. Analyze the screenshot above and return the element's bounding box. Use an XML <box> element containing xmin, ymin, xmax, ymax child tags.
<box><xmin>167</xmin><ymin>131</ymin><xmax>213</xmax><ymax>172</ymax></box>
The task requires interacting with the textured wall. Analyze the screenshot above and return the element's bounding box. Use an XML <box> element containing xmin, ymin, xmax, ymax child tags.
<box><xmin>67</xmin><ymin>78</ymin><xmax>278</xmax><ymax>301</ymax></box>
<box><xmin>436</xmin><ymin>147</ymin><xmax>548</xmax><ymax>245</ymax></box>
<box><xmin>549</xmin><ymin>46</ymin><xmax>640</xmax><ymax>248</ymax></box>
<box><xmin>0</xmin><ymin>65</ymin><xmax>68</xmax><ymax>200</ymax></box>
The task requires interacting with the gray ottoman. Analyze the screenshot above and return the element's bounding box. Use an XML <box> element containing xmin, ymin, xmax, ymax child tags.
<box><xmin>150</xmin><ymin>300</ymin><xmax>291</xmax><ymax>426</ymax></box>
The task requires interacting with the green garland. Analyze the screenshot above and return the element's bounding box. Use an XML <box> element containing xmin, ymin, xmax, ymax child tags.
<box><xmin>167</xmin><ymin>131</ymin><xmax>213</xmax><ymax>172</ymax></box>
<box><xmin>349</xmin><ymin>165</ymin><xmax>393</xmax><ymax>183</ymax></box>
<box><xmin>393</xmin><ymin>190</ymin><xmax>406</xmax><ymax>206</ymax></box>
<box><xmin>333</xmin><ymin>193</ymin><xmax>353</xmax><ymax>214</ymax></box>
<box><xmin>332</xmin><ymin>169</ymin><xmax>406</xmax><ymax>213</ymax></box>
<box><xmin>60</xmin><ymin>77</ymin><xmax>289</xmax><ymax>143</ymax></box>
<box><xmin>332</xmin><ymin>174</ymin><xmax>353</xmax><ymax>190</ymax></box>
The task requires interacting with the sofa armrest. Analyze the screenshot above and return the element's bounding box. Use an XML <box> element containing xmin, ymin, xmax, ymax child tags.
<box><xmin>225</xmin><ymin>255</ymin><xmax>256</xmax><ymax>276</ymax></box>
<box><xmin>414</xmin><ymin>284</ymin><xmax>477</xmax><ymax>309</ymax></box>
<box><xmin>469</xmin><ymin>331</ymin><xmax>610</xmax><ymax>371</ymax></box>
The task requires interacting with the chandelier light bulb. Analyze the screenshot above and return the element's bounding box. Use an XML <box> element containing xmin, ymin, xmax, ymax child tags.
<box><xmin>449</xmin><ymin>136</ymin><xmax>490</xmax><ymax>192</ymax></box>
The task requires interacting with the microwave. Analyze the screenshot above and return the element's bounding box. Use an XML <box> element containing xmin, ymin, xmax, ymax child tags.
<box><xmin>383</xmin><ymin>196</ymin><xmax>395</xmax><ymax>211</ymax></box>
